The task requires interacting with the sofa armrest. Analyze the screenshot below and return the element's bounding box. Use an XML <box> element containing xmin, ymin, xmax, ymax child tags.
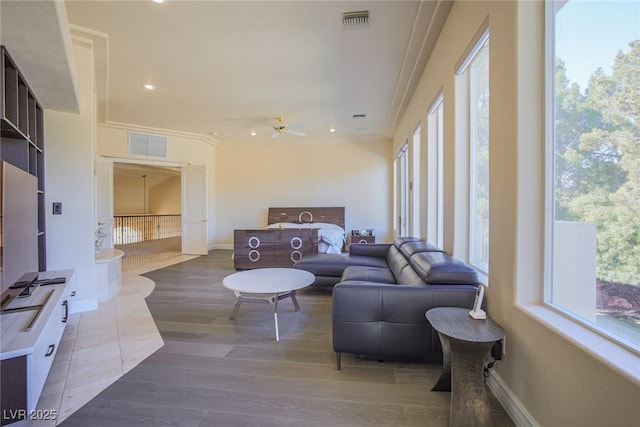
<box><xmin>332</xmin><ymin>281</ymin><xmax>478</xmax><ymax>359</ymax></box>
<box><xmin>349</xmin><ymin>243</ymin><xmax>390</xmax><ymax>258</ymax></box>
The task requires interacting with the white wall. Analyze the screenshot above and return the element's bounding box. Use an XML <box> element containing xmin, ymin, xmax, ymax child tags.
<box><xmin>214</xmin><ymin>138</ymin><xmax>392</xmax><ymax>246</ymax></box>
<box><xmin>393</xmin><ymin>1</ymin><xmax>639</xmax><ymax>426</ymax></box>
<box><xmin>114</xmin><ymin>173</ymin><xmax>180</xmax><ymax>215</ymax></box>
<box><xmin>45</xmin><ymin>37</ymin><xmax>97</xmax><ymax>312</ymax></box>
<box><xmin>149</xmin><ymin>176</ymin><xmax>180</xmax><ymax>214</ymax></box>
<box><xmin>114</xmin><ymin>174</ymin><xmax>146</xmax><ymax>214</ymax></box>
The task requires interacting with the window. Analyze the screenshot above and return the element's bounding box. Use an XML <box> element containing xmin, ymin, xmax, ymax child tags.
<box><xmin>411</xmin><ymin>126</ymin><xmax>422</xmax><ymax>237</ymax></box>
<box><xmin>427</xmin><ymin>93</ymin><xmax>444</xmax><ymax>249</ymax></box>
<box><xmin>546</xmin><ymin>0</ymin><xmax>640</xmax><ymax>349</ymax></box>
<box><xmin>395</xmin><ymin>143</ymin><xmax>409</xmax><ymax>237</ymax></box>
<box><xmin>458</xmin><ymin>29</ymin><xmax>490</xmax><ymax>273</ymax></box>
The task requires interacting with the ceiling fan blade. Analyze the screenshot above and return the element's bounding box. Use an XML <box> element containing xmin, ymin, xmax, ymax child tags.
<box><xmin>287</xmin><ymin>122</ymin><xmax>303</xmax><ymax>129</ymax></box>
<box><xmin>285</xmin><ymin>128</ymin><xmax>306</xmax><ymax>137</ymax></box>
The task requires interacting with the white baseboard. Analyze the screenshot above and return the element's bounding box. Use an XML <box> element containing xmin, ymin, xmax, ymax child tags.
<box><xmin>211</xmin><ymin>243</ymin><xmax>233</xmax><ymax>250</ymax></box>
<box><xmin>70</xmin><ymin>298</ymin><xmax>98</xmax><ymax>314</ymax></box>
<box><xmin>487</xmin><ymin>370</ymin><xmax>539</xmax><ymax>427</ymax></box>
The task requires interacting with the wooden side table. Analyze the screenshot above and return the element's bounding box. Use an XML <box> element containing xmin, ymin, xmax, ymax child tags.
<box><xmin>348</xmin><ymin>230</ymin><xmax>375</xmax><ymax>247</ymax></box>
<box><xmin>425</xmin><ymin>307</ymin><xmax>505</xmax><ymax>427</ymax></box>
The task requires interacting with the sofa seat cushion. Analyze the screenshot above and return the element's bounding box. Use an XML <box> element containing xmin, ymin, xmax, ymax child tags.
<box><xmin>294</xmin><ymin>253</ymin><xmax>352</xmax><ymax>277</ymax></box>
<box><xmin>294</xmin><ymin>252</ymin><xmax>388</xmax><ymax>277</ymax></box>
<box><xmin>409</xmin><ymin>251</ymin><xmax>478</xmax><ymax>285</ymax></box>
<box><xmin>342</xmin><ymin>266</ymin><xmax>396</xmax><ymax>284</ymax></box>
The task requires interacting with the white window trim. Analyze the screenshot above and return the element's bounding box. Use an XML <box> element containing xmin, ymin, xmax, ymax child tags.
<box><xmin>510</xmin><ymin>0</ymin><xmax>640</xmax><ymax>390</ymax></box>
<box><xmin>395</xmin><ymin>143</ymin><xmax>410</xmax><ymax>237</ymax></box>
<box><xmin>427</xmin><ymin>92</ymin><xmax>444</xmax><ymax>249</ymax></box>
<box><xmin>541</xmin><ymin>0</ymin><xmax>640</xmax><ymax>358</ymax></box>
<box><xmin>518</xmin><ymin>303</ymin><xmax>640</xmax><ymax>384</ymax></box>
<box><xmin>467</xmin><ymin>39</ymin><xmax>490</xmax><ymax>274</ymax></box>
<box><xmin>456</xmin><ymin>25</ymin><xmax>490</xmax><ymax>76</ymax></box>
<box><xmin>411</xmin><ymin>125</ymin><xmax>422</xmax><ymax>238</ymax></box>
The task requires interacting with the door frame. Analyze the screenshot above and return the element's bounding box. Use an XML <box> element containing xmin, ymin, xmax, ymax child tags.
<box><xmin>96</xmin><ymin>156</ymin><xmax>208</xmax><ymax>253</ymax></box>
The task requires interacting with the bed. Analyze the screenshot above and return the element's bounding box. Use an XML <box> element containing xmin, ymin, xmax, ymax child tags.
<box><xmin>233</xmin><ymin>207</ymin><xmax>345</xmax><ymax>270</ymax></box>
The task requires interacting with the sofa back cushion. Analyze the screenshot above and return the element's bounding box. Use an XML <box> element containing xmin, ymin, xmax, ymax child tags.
<box><xmin>393</xmin><ymin>237</ymin><xmax>421</xmax><ymax>250</ymax></box>
<box><xmin>399</xmin><ymin>241</ymin><xmax>443</xmax><ymax>258</ymax></box>
<box><xmin>409</xmin><ymin>251</ymin><xmax>478</xmax><ymax>285</ymax></box>
<box><xmin>386</xmin><ymin>246</ymin><xmax>426</xmax><ymax>285</ymax></box>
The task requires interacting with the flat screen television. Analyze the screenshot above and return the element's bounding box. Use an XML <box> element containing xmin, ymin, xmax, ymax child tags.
<box><xmin>0</xmin><ymin>161</ymin><xmax>38</xmax><ymax>295</ymax></box>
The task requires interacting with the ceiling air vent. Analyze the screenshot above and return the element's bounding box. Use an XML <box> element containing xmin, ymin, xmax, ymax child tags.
<box><xmin>343</xmin><ymin>10</ymin><xmax>369</xmax><ymax>29</ymax></box>
<box><xmin>129</xmin><ymin>131</ymin><xmax>168</xmax><ymax>159</ymax></box>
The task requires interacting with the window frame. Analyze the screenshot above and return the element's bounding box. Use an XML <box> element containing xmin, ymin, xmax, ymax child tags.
<box><xmin>458</xmin><ymin>30</ymin><xmax>490</xmax><ymax>275</ymax></box>
<box><xmin>395</xmin><ymin>142</ymin><xmax>410</xmax><ymax>237</ymax></box>
<box><xmin>427</xmin><ymin>92</ymin><xmax>444</xmax><ymax>249</ymax></box>
<box><xmin>543</xmin><ymin>0</ymin><xmax>640</xmax><ymax>354</ymax></box>
<box><xmin>411</xmin><ymin>125</ymin><xmax>422</xmax><ymax>238</ymax></box>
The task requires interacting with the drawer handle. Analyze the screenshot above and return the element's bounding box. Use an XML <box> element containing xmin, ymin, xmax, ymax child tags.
<box><xmin>62</xmin><ymin>300</ymin><xmax>69</xmax><ymax>323</ymax></box>
<box><xmin>45</xmin><ymin>344</ymin><xmax>55</xmax><ymax>357</ymax></box>
<box><xmin>71</xmin><ymin>291</ymin><xmax>76</xmax><ymax>297</ymax></box>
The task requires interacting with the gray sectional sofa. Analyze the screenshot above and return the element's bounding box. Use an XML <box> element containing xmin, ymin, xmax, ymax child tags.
<box><xmin>293</xmin><ymin>237</ymin><xmax>479</xmax><ymax>368</ymax></box>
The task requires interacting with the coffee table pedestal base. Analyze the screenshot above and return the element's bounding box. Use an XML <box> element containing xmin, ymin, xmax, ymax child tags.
<box><xmin>229</xmin><ymin>290</ymin><xmax>300</xmax><ymax>341</ymax></box>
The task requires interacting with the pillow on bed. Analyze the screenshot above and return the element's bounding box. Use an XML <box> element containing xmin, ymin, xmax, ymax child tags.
<box><xmin>266</xmin><ymin>222</ymin><xmax>345</xmax><ymax>253</ymax></box>
<box><xmin>309</xmin><ymin>222</ymin><xmax>344</xmax><ymax>232</ymax></box>
<box><xmin>267</xmin><ymin>222</ymin><xmax>300</xmax><ymax>229</ymax></box>
<box><xmin>312</xmin><ymin>223</ymin><xmax>345</xmax><ymax>249</ymax></box>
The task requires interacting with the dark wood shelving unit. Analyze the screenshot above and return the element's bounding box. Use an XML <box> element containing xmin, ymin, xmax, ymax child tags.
<box><xmin>0</xmin><ymin>45</ymin><xmax>46</xmax><ymax>271</ymax></box>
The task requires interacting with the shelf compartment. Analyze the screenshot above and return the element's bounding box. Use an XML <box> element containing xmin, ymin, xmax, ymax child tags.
<box><xmin>17</xmin><ymin>78</ymin><xmax>28</xmax><ymax>136</ymax></box>
<box><xmin>3</xmin><ymin>62</ymin><xmax>19</xmax><ymax>126</ymax></box>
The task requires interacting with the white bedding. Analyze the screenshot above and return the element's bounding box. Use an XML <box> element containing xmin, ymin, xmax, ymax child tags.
<box><xmin>267</xmin><ymin>222</ymin><xmax>345</xmax><ymax>254</ymax></box>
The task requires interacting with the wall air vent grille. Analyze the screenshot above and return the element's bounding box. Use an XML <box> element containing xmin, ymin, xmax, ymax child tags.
<box><xmin>129</xmin><ymin>132</ymin><xmax>168</xmax><ymax>158</ymax></box>
<box><xmin>343</xmin><ymin>10</ymin><xmax>369</xmax><ymax>29</ymax></box>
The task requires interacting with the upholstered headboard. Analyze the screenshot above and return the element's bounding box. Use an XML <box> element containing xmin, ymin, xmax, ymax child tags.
<box><xmin>267</xmin><ymin>207</ymin><xmax>345</xmax><ymax>229</ymax></box>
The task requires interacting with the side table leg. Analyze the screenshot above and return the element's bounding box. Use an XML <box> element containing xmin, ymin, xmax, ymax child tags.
<box><xmin>432</xmin><ymin>332</ymin><xmax>452</xmax><ymax>392</ymax></box>
<box><xmin>449</xmin><ymin>340</ymin><xmax>495</xmax><ymax>427</ymax></box>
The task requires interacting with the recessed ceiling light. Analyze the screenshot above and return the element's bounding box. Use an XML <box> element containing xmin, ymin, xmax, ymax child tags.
<box><xmin>142</xmin><ymin>83</ymin><xmax>155</xmax><ymax>90</ymax></box>
<box><xmin>152</xmin><ymin>0</ymin><xmax>166</xmax><ymax>4</ymax></box>
<box><xmin>250</xmin><ymin>130</ymin><xmax>257</xmax><ymax>136</ymax></box>
<box><xmin>329</xmin><ymin>127</ymin><xmax>336</xmax><ymax>133</ymax></box>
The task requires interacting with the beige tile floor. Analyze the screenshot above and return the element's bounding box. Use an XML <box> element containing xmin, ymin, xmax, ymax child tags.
<box><xmin>32</xmin><ymin>251</ymin><xmax>198</xmax><ymax>426</ymax></box>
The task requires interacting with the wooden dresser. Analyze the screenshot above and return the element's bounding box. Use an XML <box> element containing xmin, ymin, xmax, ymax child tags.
<box><xmin>234</xmin><ymin>229</ymin><xmax>319</xmax><ymax>270</ymax></box>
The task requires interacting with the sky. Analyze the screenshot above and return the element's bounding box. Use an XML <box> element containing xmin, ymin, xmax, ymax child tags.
<box><xmin>556</xmin><ymin>0</ymin><xmax>640</xmax><ymax>91</ymax></box>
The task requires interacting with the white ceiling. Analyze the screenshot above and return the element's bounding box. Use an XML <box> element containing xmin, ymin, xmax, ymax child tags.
<box><xmin>2</xmin><ymin>0</ymin><xmax>452</xmax><ymax>143</ymax></box>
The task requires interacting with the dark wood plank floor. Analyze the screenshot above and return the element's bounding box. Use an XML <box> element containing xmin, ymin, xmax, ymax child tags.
<box><xmin>60</xmin><ymin>250</ymin><xmax>514</xmax><ymax>427</ymax></box>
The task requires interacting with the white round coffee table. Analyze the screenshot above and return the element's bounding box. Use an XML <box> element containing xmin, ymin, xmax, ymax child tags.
<box><xmin>222</xmin><ymin>268</ymin><xmax>315</xmax><ymax>341</ymax></box>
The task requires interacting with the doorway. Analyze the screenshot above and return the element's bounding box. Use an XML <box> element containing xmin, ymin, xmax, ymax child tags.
<box><xmin>112</xmin><ymin>162</ymin><xmax>183</xmax><ymax>267</ymax></box>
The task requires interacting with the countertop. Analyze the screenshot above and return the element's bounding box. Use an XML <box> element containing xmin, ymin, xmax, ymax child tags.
<box><xmin>1</xmin><ymin>269</ymin><xmax>74</xmax><ymax>360</ymax></box>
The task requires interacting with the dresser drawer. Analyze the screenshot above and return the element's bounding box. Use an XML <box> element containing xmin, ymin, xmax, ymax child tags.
<box><xmin>27</xmin><ymin>295</ymin><xmax>68</xmax><ymax>411</ymax></box>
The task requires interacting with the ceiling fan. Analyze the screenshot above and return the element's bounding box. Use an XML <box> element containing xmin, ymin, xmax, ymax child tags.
<box><xmin>270</xmin><ymin>116</ymin><xmax>306</xmax><ymax>137</ymax></box>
